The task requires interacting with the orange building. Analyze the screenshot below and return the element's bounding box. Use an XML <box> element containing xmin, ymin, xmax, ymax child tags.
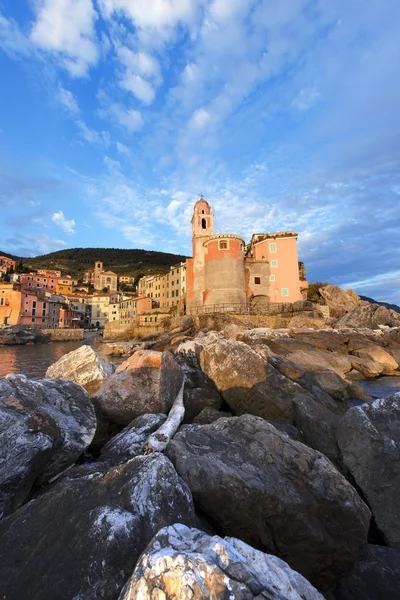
<box><xmin>0</xmin><ymin>282</ymin><xmax>22</xmax><ymax>325</ymax></box>
<box><xmin>0</xmin><ymin>256</ymin><xmax>17</xmax><ymax>275</ymax></box>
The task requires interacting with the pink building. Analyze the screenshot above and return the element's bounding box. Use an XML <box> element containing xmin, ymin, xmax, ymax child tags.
<box><xmin>20</xmin><ymin>273</ymin><xmax>59</xmax><ymax>292</ymax></box>
<box><xmin>186</xmin><ymin>199</ymin><xmax>308</xmax><ymax>312</ymax></box>
<box><xmin>0</xmin><ymin>256</ymin><xmax>16</xmax><ymax>274</ymax></box>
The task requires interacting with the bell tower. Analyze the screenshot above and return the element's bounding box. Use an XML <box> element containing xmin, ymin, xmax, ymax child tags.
<box><xmin>191</xmin><ymin>197</ymin><xmax>214</xmax><ymax>240</ymax></box>
<box><xmin>189</xmin><ymin>198</ymin><xmax>214</xmax><ymax>308</ymax></box>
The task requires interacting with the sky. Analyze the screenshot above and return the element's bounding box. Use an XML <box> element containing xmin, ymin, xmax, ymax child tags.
<box><xmin>0</xmin><ymin>0</ymin><xmax>399</xmax><ymax>304</ymax></box>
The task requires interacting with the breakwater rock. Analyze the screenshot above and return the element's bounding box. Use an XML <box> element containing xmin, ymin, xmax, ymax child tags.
<box><xmin>0</xmin><ymin>324</ymin><xmax>399</xmax><ymax>598</ymax></box>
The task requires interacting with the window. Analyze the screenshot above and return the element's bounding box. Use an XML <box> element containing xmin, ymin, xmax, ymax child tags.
<box><xmin>254</xmin><ymin>277</ymin><xmax>261</xmax><ymax>285</ymax></box>
<box><xmin>270</xmin><ymin>243</ymin><xmax>277</xmax><ymax>253</ymax></box>
<box><xmin>271</xmin><ymin>260</ymin><xmax>278</xmax><ymax>267</ymax></box>
<box><xmin>201</xmin><ymin>209</ymin><xmax>204</xmax><ymax>214</ymax></box>
<box><xmin>0</xmin><ymin>298</ymin><xmax>3</xmax><ymax>306</ymax></box>
<box><xmin>201</xmin><ymin>218</ymin><xmax>206</xmax><ymax>229</ymax></box>
<box><xmin>270</xmin><ymin>275</ymin><xmax>275</xmax><ymax>282</ymax></box>
<box><xmin>219</xmin><ymin>240</ymin><xmax>228</xmax><ymax>249</ymax></box>
<box><xmin>32</xmin><ymin>317</ymin><xmax>35</xmax><ymax>322</ymax></box>
<box><xmin>281</xmin><ymin>288</ymin><xmax>289</xmax><ymax>297</ymax></box>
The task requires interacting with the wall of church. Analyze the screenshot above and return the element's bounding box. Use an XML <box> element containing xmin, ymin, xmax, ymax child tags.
<box><xmin>203</xmin><ymin>236</ymin><xmax>246</xmax><ymax>307</ymax></box>
<box><xmin>245</xmin><ymin>259</ymin><xmax>270</xmax><ymax>300</ymax></box>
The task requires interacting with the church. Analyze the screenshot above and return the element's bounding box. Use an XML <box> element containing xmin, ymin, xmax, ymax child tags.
<box><xmin>186</xmin><ymin>198</ymin><xmax>308</xmax><ymax>311</ymax></box>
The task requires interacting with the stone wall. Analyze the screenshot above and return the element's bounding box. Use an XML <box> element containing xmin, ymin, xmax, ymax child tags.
<box><xmin>104</xmin><ymin>321</ymin><xmax>162</xmax><ymax>340</ymax></box>
<box><xmin>42</xmin><ymin>329</ymin><xmax>84</xmax><ymax>341</ymax></box>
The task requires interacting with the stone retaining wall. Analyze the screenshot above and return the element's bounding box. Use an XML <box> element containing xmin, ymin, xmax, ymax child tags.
<box><xmin>42</xmin><ymin>329</ymin><xmax>84</xmax><ymax>341</ymax></box>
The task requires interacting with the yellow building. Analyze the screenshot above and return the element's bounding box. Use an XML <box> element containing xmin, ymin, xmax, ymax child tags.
<box><xmin>56</xmin><ymin>283</ymin><xmax>73</xmax><ymax>295</ymax></box>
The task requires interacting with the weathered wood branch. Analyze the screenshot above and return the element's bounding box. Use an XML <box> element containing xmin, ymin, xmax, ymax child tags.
<box><xmin>142</xmin><ymin>380</ymin><xmax>185</xmax><ymax>454</ymax></box>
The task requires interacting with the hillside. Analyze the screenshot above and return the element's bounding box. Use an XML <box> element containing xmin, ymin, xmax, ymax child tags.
<box><xmin>1</xmin><ymin>247</ymin><xmax>188</xmax><ymax>281</ymax></box>
<box><xmin>359</xmin><ymin>295</ymin><xmax>400</xmax><ymax>314</ymax></box>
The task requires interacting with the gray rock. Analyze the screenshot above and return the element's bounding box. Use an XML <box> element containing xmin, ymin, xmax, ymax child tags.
<box><xmin>0</xmin><ymin>454</ymin><xmax>195</xmax><ymax>600</ymax></box>
<box><xmin>177</xmin><ymin>358</ymin><xmax>223</xmax><ymax>423</ymax></box>
<box><xmin>337</xmin><ymin>393</ymin><xmax>400</xmax><ymax>548</ymax></box>
<box><xmin>337</xmin><ymin>301</ymin><xmax>400</xmax><ymax>329</ymax></box>
<box><xmin>0</xmin><ymin>374</ymin><xmax>96</xmax><ymax>520</ymax></box>
<box><xmin>99</xmin><ymin>413</ymin><xmax>167</xmax><ymax>466</ymax></box>
<box><xmin>119</xmin><ymin>523</ymin><xmax>324</xmax><ymax>600</ymax></box>
<box><xmin>46</xmin><ymin>345</ymin><xmax>115</xmax><ymax>393</ymax></box>
<box><xmin>327</xmin><ymin>544</ymin><xmax>400</xmax><ymax>600</ymax></box>
<box><xmin>193</xmin><ymin>406</ymin><xmax>232</xmax><ymax>424</ymax></box>
<box><xmin>166</xmin><ymin>414</ymin><xmax>371</xmax><ymax>589</ymax></box>
<box><xmin>311</xmin><ymin>370</ymin><xmax>370</xmax><ymax>402</ymax></box>
<box><xmin>200</xmin><ymin>338</ymin><xmax>304</xmax><ymax>423</ymax></box>
<box><xmin>93</xmin><ymin>350</ymin><xmax>183</xmax><ymax>426</ymax></box>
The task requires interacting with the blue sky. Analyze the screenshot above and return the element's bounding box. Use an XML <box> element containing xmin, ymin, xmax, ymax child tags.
<box><xmin>0</xmin><ymin>0</ymin><xmax>399</xmax><ymax>303</ymax></box>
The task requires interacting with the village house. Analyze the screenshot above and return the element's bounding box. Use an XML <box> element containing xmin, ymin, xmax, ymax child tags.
<box><xmin>0</xmin><ymin>256</ymin><xmax>17</xmax><ymax>275</ymax></box>
<box><xmin>119</xmin><ymin>296</ymin><xmax>152</xmax><ymax>327</ymax></box>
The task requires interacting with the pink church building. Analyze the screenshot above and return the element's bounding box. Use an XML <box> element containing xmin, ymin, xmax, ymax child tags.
<box><xmin>186</xmin><ymin>198</ymin><xmax>307</xmax><ymax>311</ymax></box>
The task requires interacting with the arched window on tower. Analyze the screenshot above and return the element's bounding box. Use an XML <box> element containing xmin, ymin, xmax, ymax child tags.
<box><xmin>201</xmin><ymin>218</ymin><xmax>207</xmax><ymax>229</ymax></box>
<box><xmin>201</xmin><ymin>209</ymin><xmax>205</xmax><ymax>214</ymax></box>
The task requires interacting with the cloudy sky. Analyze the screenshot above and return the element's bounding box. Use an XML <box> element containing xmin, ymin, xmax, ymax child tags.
<box><xmin>0</xmin><ymin>0</ymin><xmax>399</xmax><ymax>303</ymax></box>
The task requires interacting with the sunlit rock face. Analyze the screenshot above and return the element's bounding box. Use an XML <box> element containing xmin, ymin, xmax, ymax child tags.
<box><xmin>45</xmin><ymin>344</ymin><xmax>115</xmax><ymax>393</ymax></box>
<box><xmin>119</xmin><ymin>523</ymin><xmax>325</xmax><ymax>600</ymax></box>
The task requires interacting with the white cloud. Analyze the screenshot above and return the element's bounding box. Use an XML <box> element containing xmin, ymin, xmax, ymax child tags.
<box><xmin>190</xmin><ymin>108</ymin><xmax>211</xmax><ymax>129</ymax></box>
<box><xmin>51</xmin><ymin>210</ymin><xmax>76</xmax><ymax>234</ymax></box>
<box><xmin>57</xmin><ymin>87</ymin><xmax>79</xmax><ymax>114</ymax></box>
<box><xmin>75</xmin><ymin>120</ymin><xmax>111</xmax><ymax>145</ymax></box>
<box><xmin>0</xmin><ymin>12</ymin><xmax>33</xmax><ymax>57</ymax></box>
<box><xmin>30</xmin><ymin>0</ymin><xmax>99</xmax><ymax>76</ymax></box>
<box><xmin>100</xmin><ymin>102</ymin><xmax>144</xmax><ymax>133</ymax></box>
<box><xmin>120</xmin><ymin>73</ymin><xmax>155</xmax><ymax>105</ymax></box>
<box><xmin>116</xmin><ymin>141</ymin><xmax>130</xmax><ymax>154</ymax></box>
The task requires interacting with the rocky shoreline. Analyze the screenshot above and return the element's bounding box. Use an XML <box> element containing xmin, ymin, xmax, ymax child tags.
<box><xmin>0</xmin><ymin>308</ymin><xmax>399</xmax><ymax>599</ymax></box>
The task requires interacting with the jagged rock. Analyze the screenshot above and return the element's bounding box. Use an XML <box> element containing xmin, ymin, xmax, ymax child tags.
<box><xmin>337</xmin><ymin>393</ymin><xmax>400</xmax><ymax>548</ymax></box>
<box><xmin>319</xmin><ymin>286</ymin><xmax>360</xmax><ymax>318</ymax></box>
<box><xmin>296</xmin><ymin>332</ymin><xmax>349</xmax><ymax>354</ymax></box>
<box><xmin>0</xmin><ymin>454</ymin><xmax>195</xmax><ymax>600</ymax></box>
<box><xmin>98</xmin><ymin>414</ymin><xmax>167</xmax><ymax>466</ymax></box>
<box><xmin>350</xmin><ymin>345</ymin><xmax>398</xmax><ymax>375</ymax></box>
<box><xmin>0</xmin><ymin>325</ymin><xmax>52</xmax><ymax>345</ymax></box>
<box><xmin>337</xmin><ymin>301</ymin><xmax>400</xmax><ymax>329</ymax></box>
<box><xmin>269</xmin><ymin>421</ymin><xmax>301</xmax><ymax>441</ymax></box>
<box><xmin>176</xmin><ymin>359</ymin><xmax>223</xmax><ymax>423</ymax></box>
<box><xmin>0</xmin><ymin>374</ymin><xmax>96</xmax><ymax>520</ymax></box>
<box><xmin>102</xmin><ymin>342</ymin><xmax>136</xmax><ymax>356</ymax></box>
<box><xmin>200</xmin><ymin>338</ymin><xmax>306</xmax><ymax>423</ymax></box>
<box><xmin>92</xmin><ymin>350</ymin><xmax>183</xmax><ymax>426</ymax></box>
<box><xmin>349</xmin><ymin>356</ymin><xmax>385</xmax><ymax>378</ymax></box>
<box><xmin>326</xmin><ymin>545</ymin><xmax>400</xmax><ymax>600</ymax></box>
<box><xmin>311</xmin><ymin>370</ymin><xmax>370</xmax><ymax>402</ymax></box>
<box><xmin>119</xmin><ymin>523</ymin><xmax>324</xmax><ymax>600</ymax></box>
<box><xmin>268</xmin><ymin>354</ymin><xmax>306</xmax><ymax>379</ymax></box>
<box><xmin>166</xmin><ymin>415</ymin><xmax>371</xmax><ymax>589</ymax></box>
<box><xmin>286</xmin><ymin>348</ymin><xmax>353</xmax><ymax>376</ymax></box>
<box><xmin>45</xmin><ymin>345</ymin><xmax>115</xmax><ymax>393</ymax></box>
<box><xmin>193</xmin><ymin>407</ymin><xmax>232</xmax><ymax>424</ymax></box>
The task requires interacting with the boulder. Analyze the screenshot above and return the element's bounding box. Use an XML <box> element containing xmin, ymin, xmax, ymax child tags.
<box><xmin>319</xmin><ymin>286</ymin><xmax>360</xmax><ymax>318</ymax></box>
<box><xmin>350</xmin><ymin>345</ymin><xmax>398</xmax><ymax>375</ymax></box>
<box><xmin>311</xmin><ymin>370</ymin><xmax>370</xmax><ymax>402</ymax></box>
<box><xmin>200</xmin><ymin>338</ymin><xmax>305</xmax><ymax>423</ymax></box>
<box><xmin>119</xmin><ymin>523</ymin><xmax>324</xmax><ymax>600</ymax></box>
<box><xmin>98</xmin><ymin>413</ymin><xmax>167</xmax><ymax>467</ymax></box>
<box><xmin>102</xmin><ymin>342</ymin><xmax>136</xmax><ymax>356</ymax></box>
<box><xmin>327</xmin><ymin>545</ymin><xmax>400</xmax><ymax>600</ymax></box>
<box><xmin>296</xmin><ymin>332</ymin><xmax>348</xmax><ymax>354</ymax></box>
<box><xmin>337</xmin><ymin>302</ymin><xmax>400</xmax><ymax>329</ymax></box>
<box><xmin>286</xmin><ymin>349</ymin><xmax>352</xmax><ymax>376</ymax></box>
<box><xmin>0</xmin><ymin>325</ymin><xmax>51</xmax><ymax>345</ymax></box>
<box><xmin>193</xmin><ymin>407</ymin><xmax>232</xmax><ymax>424</ymax></box>
<box><xmin>349</xmin><ymin>356</ymin><xmax>385</xmax><ymax>378</ymax></box>
<box><xmin>288</xmin><ymin>314</ymin><xmax>328</xmax><ymax>329</ymax></box>
<box><xmin>0</xmin><ymin>374</ymin><xmax>96</xmax><ymax>520</ymax></box>
<box><xmin>92</xmin><ymin>350</ymin><xmax>183</xmax><ymax>426</ymax></box>
<box><xmin>337</xmin><ymin>393</ymin><xmax>400</xmax><ymax>548</ymax></box>
<box><xmin>176</xmin><ymin>359</ymin><xmax>223</xmax><ymax>423</ymax></box>
<box><xmin>166</xmin><ymin>415</ymin><xmax>371</xmax><ymax>589</ymax></box>
<box><xmin>45</xmin><ymin>345</ymin><xmax>115</xmax><ymax>393</ymax></box>
<box><xmin>0</xmin><ymin>454</ymin><xmax>195</xmax><ymax>600</ymax></box>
